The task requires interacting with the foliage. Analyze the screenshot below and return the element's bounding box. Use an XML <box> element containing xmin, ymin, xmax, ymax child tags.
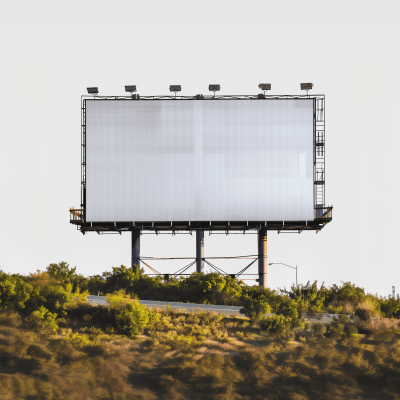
<box><xmin>38</xmin><ymin>283</ymin><xmax>72</xmax><ymax>311</ymax></box>
<box><xmin>105</xmin><ymin>289</ymin><xmax>138</xmax><ymax>309</ymax></box>
<box><xmin>113</xmin><ymin>301</ymin><xmax>150</xmax><ymax>338</ymax></box>
<box><xmin>311</xmin><ymin>322</ymin><xmax>327</xmax><ymax>337</ymax></box>
<box><xmin>46</xmin><ymin>261</ymin><xmax>77</xmax><ymax>284</ymax></box>
<box><xmin>26</xmin><ymin>270</ymin><xmax>60</xmax><ymax>287</ymax></box>
<box><xmin>285</xmin><ymin>280</ymin><xmax>326</xmax><ymax>318</ymax></box>
<box><xmin>145</xmin><ymin>307</ymin><xmax>229</xmax><ymax>351</ymax></box>
<box><xmin>354</xmin><ymin>299</ymin><xmax>379</xmax><ymax>321</ymax></box>
<box><xmin>325</xmin><ymin>281</ymin><xmax>366</xmax><ymax>304</ymax></box>
<box><xmin>379</xmin><ymin>295</ymin><xmax>400</xmax><ymax>318</ymax></box>
<box><xmin>326</xmin><ymin>315</ymin><xmax>358</xmax><ymax>339</ymax></box>
<box><xmin>0</xmin><ymin>272</ymin><xmax>33</xmax><ymax>311</ymax></box>
<box><xmin>102</xmin><ymin>264</ymin><xmax>162</xmax><ymax>296</ymax></box>
<box><xmin>259</xmin><ymin>314</ymin><xmax>292</xmax><ymax>335</ymax></box>
<box><xmin>179</xmin><ymin>272</ymin><xmax>243</xmax><ymax>305</ymax></box>
<box><xmin>1</xmin><ymin>261</ymin><xmax>400</xmax><ymax>400</ymax></box>
<box><xmin>2</xmin><ymin>305</ymin><xmax>400</xmax><ymax>399</ymax></box>
<box><xmin>239</xmin><ymin>286</ymin><xmax>276</xmax><ymax>323</ymax></box>
<box><xmin>29</xmin><ymin>306</ymin><xmax>59</xmax><ymax>333</ymax></box>
<box><xmin>69</xmin><ymin>286</ymin><xmax>90</xmax><ymax>305</ymax></box>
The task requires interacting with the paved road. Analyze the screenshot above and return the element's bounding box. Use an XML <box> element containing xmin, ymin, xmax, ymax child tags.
<box><xmin>87</xmin><ymin>295</ymin><xmax>346</xmax><ymax>323</ymax></box>
<box><xmin>87</xmin><ymin>295</ymin><xmax>243</xmax><ymax>316</ymax></box>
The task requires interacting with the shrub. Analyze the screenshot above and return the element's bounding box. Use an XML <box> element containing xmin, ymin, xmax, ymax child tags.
<box><xmin>106</xmin><ymin>289</ymin><xmax>138</xmax><ymax>309</ymax></box>
<box><xmin>312</xmin><ymin>322</ymin><xmax>327</xmax><ymax>336</ymax></box>
<box><xmin>379</xmin><ymin>296</ymin><xmax>400</xmax><ymax>318</ymax></box>
<box><xmin>0</xmin><ymin>272</ymin><xmax>33</xmax><ymax>311</ymax></box>
<box><xmin>285</xmin><ymin>281</ymin><xmax>326</xmax><ymax>318</ymax></box>
<box><xmin>69</xmin><ymin>286</ymin><xmax>90</xmax><ymax>305</ymax></box>
<box><xmin>30</xmin><ymin>306</ymin><xmax>59</xmax><ymax>333</ymax></box>
<box><xmin>354</xmin><ymin>299</ymin><xmax>378</xmax><ymax>321</ymax></box>
<box><xmin>38</xmin><ymin>284</ymin><xmax>72</xmax><ymax>311</ymax></box>
<box><xmin>114</xmin><ymin>301</ymin><xmax>150</xmax><ymax>338</ymax></box>
<box><xmin>356</xmin><ymin>316</ymin><xmax>399</xmax><ymax>335</ymax></box>
<box><xmin>0</xmin><ymin>309</ymin><xmax>22</xmax><ymax>327</ymax></box>
<box><xmin>102</xmin><ymin>265</ymin><xmax>162</xmax><ymax>296</ymax></box>
<box><xmin>239</xmin><ymin>286</ymin><xmax>278</xmax><ymax>323</ymax></box>
<box><xmin>326</xmin><ymin>315</ymin><xmax>358</xmax><ymax>339</ymax></box>
<box><xmin>240</xmin><ymin>297</ymin><xmax>270</xmax><ymax>323</ymax></box>
<box><xmin>326</xmin><ymin>304</ymin><xmax>344</xmax><ymax>314</ymax></box>
<box><xmin>325</xmin><ymin>281</ymin><xmax>366</xmax><ymax>304</ymax></box>
<box><xmin>47</xmin><ymin>261</ymin><xmax>77</xmax><ymax>284</ymax></box>
<box><xmin>259</xmin><ymin>315</ymin><xmax>292</xmax><ymax>335</ymax></box>
<box><xmin>26</xmin><ymin>343</ymin><xmax>53</xmax><ymax>360</ymax></box>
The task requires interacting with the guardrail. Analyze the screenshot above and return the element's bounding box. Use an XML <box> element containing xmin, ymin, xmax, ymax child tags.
<box><xmin>69</xmin><ymin>208</ymin><xmax>85</xmax><ymax>222</ymax></box>
<box><xmin>315</xmin><ymin>206</ymin><xmax>333</xmax><ymax>219</ymax></box>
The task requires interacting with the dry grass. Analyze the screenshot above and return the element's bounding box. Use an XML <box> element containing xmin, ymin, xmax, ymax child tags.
<box><xmin>1</xmin><ymin>308</ymin><xmax>400</xmax><ymax>399</ymax></box>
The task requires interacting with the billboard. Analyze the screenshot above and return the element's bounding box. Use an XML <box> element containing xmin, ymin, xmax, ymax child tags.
<box><xmin>85</xmin><ymin>99</ymin><xmax>314</xmax><ymax>222</ymax></box>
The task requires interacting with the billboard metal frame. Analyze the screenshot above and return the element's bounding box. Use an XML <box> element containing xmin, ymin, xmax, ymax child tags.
<box><xmin>71</xmin><ymin>94</ymin><xmax>331</xmax><ymax>235</ymax></box>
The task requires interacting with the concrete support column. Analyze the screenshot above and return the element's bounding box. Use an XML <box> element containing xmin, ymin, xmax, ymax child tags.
<box><xmin>132</xmin><ymin>230</ymin><xmax>140</xmax><ymax>272</ymax></box>
<box><xmin>258</xmin><ymin>228</ymin><xmax>267</xmax><ymax>287</ymax></box>
<box><xmin>196</xmin><ymin>230</ymin><xmax>204</xmax><ymax>273</ymax></box>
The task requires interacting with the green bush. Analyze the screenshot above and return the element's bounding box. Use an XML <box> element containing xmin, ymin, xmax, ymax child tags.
<box><xmin>379</xmin><ymin>296</ymin><xmax>400</xmax><ymax>318</ymax></box>
<box><xmin>326</xmin><ymin>304</ymin><xmax>347</xmax><ymax>314</ymax></box>
<box><xmin>354</xmin><ymin>307</ymin><xmax>373</xmax><ymax>322</ymax></box>
<box><xmin>325</xmin><ymin>281</ymin><xmax>366</xmax><ymax>304</ymax></box>
<box><xmin>326</xmin><ymin>315</ymin><xmax>358</xmax><ymax>339</ymax></box>
<box><xmin>114</xmin><ymin>301</ymin><xmax>150</xmax><ymax>338</ymax></box>
<box><xmin>37</xmin><ymin>284</ymin><xmax>72</xmax><ymax>312</ymax></box>
<box><xmin>47</xmin><ymin>261</ymin><xmax>76</xmax><ymax>284</ymax></box>
<box><xmin>102</xmin><ymin>265</ymin><xmax>162</xmax><ymax>296</ymax></box>
<box><xmin>0</xmin><ymin>272</ymin><xmax>34</xmax><ymax>311</ymax></box>
<box><xmin>285</xmin><ymin>280</ymin><xmax>326</xmax><ymax>318</ymax></box>
<box><xmin>239</xmin><ymin>286</ymin><xmax>276</xmax><ymax>323</ymax></box>
<box><xmin>106</xmin><ymin>289</ymin><xmax>137</xmax><ymax>309</ymax></box>
<box><xmin>354</xmin><ymin>299</ymin><xmax>378</xmax><ymax>321</ymax></box>
<box><xmin>30</xmin><ymin>306</ymin><xmax>59</xmax><ymax>333</ymax></box>
<box><xmin>312</xmin><ymin>322</ymin><xmax>327</xmax><ymax>336</ymax></box>
<box><xmin>259</xmin><ymin>315</ymin><xmax>292</xmax><ymax>335</ymax></box>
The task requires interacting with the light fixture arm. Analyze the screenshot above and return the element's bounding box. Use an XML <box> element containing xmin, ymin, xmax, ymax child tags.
<box><xmin>268</xmin><ymin>262</ymin><xmax>298</xmax><ymax>287</ymax></box>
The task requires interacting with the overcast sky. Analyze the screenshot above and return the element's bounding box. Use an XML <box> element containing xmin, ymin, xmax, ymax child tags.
<box><xmin>0</xmin><ymin>0</ymin><xmax>399</xmax><ymax>296</ymax></box>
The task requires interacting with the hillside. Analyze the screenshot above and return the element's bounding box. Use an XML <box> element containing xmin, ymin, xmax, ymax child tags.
<box><xmin>1</xmin><ymin>262</ymin><xmax>400</xmax><ymax>399</ymax></box>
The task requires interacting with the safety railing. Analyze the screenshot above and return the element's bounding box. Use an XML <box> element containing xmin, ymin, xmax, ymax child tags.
<box><xmin>69</xmin><ymin>208</ymin><xmax>85</xmax><ymax>222</ymax></box>
<box><xmin>315</xmin><ymin>206</ymin><xmax>333</xmax><ymax>219</ymax></box>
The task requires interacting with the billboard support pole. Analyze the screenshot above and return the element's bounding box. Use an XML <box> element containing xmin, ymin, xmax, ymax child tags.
<box><xmin>132</xmin><ymin>230</ymin><xmax>140</xmax><ymax>272</ymax></box>
<box><xmin>258</xmin><ymin>228</ymin><xmax>267</xmax><ymax>287</ymax></box>
<box><xmin>196</xmin><ymin>230</ymin><xmax>204</xmax><ymax>273</ymax></box>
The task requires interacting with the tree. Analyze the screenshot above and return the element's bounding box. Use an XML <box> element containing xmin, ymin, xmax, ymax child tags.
<box><xmin>102</xmin><ymin>265</ymin><xmax>162</xmax><ymax>296</ymax></box>
<box><xmin>0</xmin><ymin>272</ymin><xmax>33</xmax><ymax>311</ymax></box>
<box><xmin>47</xmin><ymin>262</ymin><xmax>76</xmax><ymax>284</ymax></box>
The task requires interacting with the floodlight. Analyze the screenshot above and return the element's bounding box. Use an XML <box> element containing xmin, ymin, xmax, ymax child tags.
<box><xmin>125</xmin><ymin>85</ymin><xmax>136</xmax><ymax>94</ymax></box>
<box><xmin>170</xmin><ymin>85</ymin><xmax>181</xmax><ymax>98</ymax></box>
<box><xmin>87</xmin><ymin>87</ymin><xmax>98</xmax><ymax>95</ymax></box>
<box><xmin>258</xmin><ymin>83</ymin><xmax>271</xmax><ymax>91</ymax></box>
<box><xmin>209</xmin><ymin>84</ymin><xmax>220</xmax><ymax>92</ymax></box>
<box><xmin>301</xmin><ymin>83</ymin><xmax>313</xmax><ymax>96</ymax></box>
<box><xmin>169</xmin><ymin>85</ymin><xmax>181</xmax><ymax>92</ymax></box>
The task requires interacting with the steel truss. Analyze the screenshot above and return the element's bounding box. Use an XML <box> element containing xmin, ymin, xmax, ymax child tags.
<box><xmin>139</xmin><ymin>255</ymin><xmax>262</xmax><ymax>282</ymax></box>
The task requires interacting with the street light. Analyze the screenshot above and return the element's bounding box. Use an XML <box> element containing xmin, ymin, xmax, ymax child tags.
<box><xmin>268</xmin><ymin>263</ymin><xmax>298</xmax><ymax>287</ymax></box>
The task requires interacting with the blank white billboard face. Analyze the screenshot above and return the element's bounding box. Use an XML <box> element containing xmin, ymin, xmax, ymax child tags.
<box><xmin>85</xmin><ymin>99</ymin><xmax>314</xmax><ymax>222</ymax></box>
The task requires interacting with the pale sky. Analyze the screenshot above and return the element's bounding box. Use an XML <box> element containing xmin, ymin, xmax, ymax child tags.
<box><xmin>0</xmin><ymin>0</ymin><xmax>399</xmax><ymax>296</ymax></box>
